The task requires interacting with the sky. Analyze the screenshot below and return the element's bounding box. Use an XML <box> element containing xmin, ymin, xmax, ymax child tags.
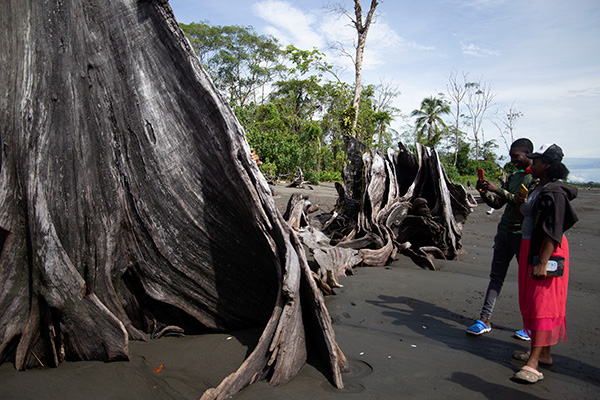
<box><xmin>169</xmin><ymin>0</ymin><xmax>600</xmax><ymax>182</ymax></box>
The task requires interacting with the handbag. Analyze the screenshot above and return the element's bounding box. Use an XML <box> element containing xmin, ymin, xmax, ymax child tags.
<box><xmin>531</xmin><ymin>255</ymin><xmax>565</xmax><ymax>277</ymax></box>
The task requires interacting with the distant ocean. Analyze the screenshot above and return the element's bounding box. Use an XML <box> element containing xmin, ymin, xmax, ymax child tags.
<box><xmin>563</xmin><ymin>158</ymin><xmax>600</xmax><ymax>183</ymax></box>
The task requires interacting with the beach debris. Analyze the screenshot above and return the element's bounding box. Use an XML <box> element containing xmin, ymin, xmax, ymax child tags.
<box><xmin>151</xmin><ymin>325</ymin><xmax>185</xmax><ymax>340</ymax></box>
<box><xmin>31</xmin><ymin>352</ymin><xmax>45</xmax><ymax>368</ymax></box>
<box><xmin>154</xmin><ymin>365</ymin><xmax>164</xmax><ymax>373</ymax></box>
<box><xmin>0</xmin><ymin>3</ymin><xmax>347</xmax><ymax>399</ymax></box>
<box><xmin>286</xmin><ymin>167</ymin><xmax>314</xmax><ymax>190</ymax></box>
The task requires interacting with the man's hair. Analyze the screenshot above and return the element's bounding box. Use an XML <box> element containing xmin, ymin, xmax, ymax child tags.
<box><xmin>510</xmin><ymin>138</ymin><xmax>534</xmax><ymax>153</ymax></box>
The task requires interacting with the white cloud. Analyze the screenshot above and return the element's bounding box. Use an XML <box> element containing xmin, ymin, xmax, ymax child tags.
<box><xmin>252</xmin><ymin>0</ymin><xmax>325</xmax><ymax>49</ymax></box>
<box><xmin>253</xmin><ymin>1</ymin><xmax>434</xmax><ymax>73</ymax></box>
<box><xmin>566</xmin><ymin>87</ymin><xmax>600</xmax><ymax>98</ymax></box>
<box><xmin>460</xmin><ymin>41</ymin><xmax>500</xmax><ymax>58</ymax></box>
<box><xmin>450</xmin><ymin>0</ymin><xmax>510</xmax><ymax>9</ymax></box>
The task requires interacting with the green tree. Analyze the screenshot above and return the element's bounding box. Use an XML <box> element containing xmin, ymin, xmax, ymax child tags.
<box><xmin>410</xmin><ymin>96</ymin><xmax>451</xmax><ymax>147</ymax></box>
<box><xmin>180</xmin><ymin>22</ymin><xmax>285</xmax><ymax>107</ymax></box>
<box><xmin>177</xmin><ymin>21</ymin><xmax>223</xmax><ymax>66</ymax></box>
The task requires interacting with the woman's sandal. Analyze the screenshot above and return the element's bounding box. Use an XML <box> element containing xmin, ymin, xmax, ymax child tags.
<box><xmin>514</xmin><ymin>365</ymin><xmax>544</xmax><ymax>383</ymax></box>
<box><xmin>512</xmin><ymin>350</ymin><xmax>553</xmax><ymax>366</ymax></box>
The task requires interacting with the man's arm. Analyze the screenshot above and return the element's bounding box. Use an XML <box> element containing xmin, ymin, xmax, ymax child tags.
<box><xmin>478</xmin><ymin>179</ymin><xmax>508</xmax><ymax>209</ymax></box>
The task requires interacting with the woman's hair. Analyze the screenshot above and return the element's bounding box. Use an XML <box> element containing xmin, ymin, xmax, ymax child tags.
<box><xmin>511</xmin><ymin>138</ymin><xmax>534</xmax><ymax>153</ymax></box>
<box><xmin>547</xmin><ymin>161</ymin><xmax>570</xmax><ymax>181</ymax></box>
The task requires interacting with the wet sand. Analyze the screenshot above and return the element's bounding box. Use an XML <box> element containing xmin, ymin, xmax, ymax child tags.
<box><xmin>1</xmin><ymin>183</ymin><xmax>599</xmax><ymax>399</ymax></box>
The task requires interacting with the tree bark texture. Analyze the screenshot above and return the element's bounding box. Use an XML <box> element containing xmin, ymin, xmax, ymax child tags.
<box><xmin>0</xmin><ymin>1</ymin><xmax>345</xmax><ymax>398</ymax></box>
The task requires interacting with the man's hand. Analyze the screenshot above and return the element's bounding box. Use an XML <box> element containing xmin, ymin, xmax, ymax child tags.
<box><xmin>476</xmin><ymin>179</ymin><xmax>499</xmax><ymax>193</ymax></box>
<box><xmin>484</xmin><ymin>180</ymin><xmax>499</xmax><ymax>192</ymax></box>
<box><xmin>514</xmin><ymin>190</ymin><xmax>527</xmax><ymax>205</ymax></box>
<box><xmin>475</xmin><ymin>179</ymin><xmax>486</xmax><ymax>194</ymax></box>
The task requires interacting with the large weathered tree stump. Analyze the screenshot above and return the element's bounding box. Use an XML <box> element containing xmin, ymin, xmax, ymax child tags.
<box><xmin>0</xmin><ymin>1</ymin><xmax>346</xmax><ymax>399</ymax></box>
<box><xmin>309</xmin><ymin>139</ymin><xmax>476</xmax><ymax>273</ymax></box>
<box><xmin>349</xmin><ymin>140</ymin><xmax>476</xmax><ymax>268</ymax></box>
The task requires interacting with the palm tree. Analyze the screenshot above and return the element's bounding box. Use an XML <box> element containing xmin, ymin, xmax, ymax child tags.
<box><xmin>410</xmin><ymin>96</ymin><xmax>451</xmax><ymax>147</ymax></box>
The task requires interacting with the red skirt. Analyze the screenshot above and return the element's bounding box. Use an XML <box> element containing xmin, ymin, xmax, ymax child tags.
<box><xmin>518</xmin><ymin>236</ymin><xmax>569</xmax><ymax>347</ymax></box>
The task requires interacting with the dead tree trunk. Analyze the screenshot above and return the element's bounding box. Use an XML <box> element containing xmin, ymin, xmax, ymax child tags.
<box><xmin>350</xmin><ymin>0</ymin><xmax>379</xmax><ymax>133</ymax></box>
<box><xmin>0</xmin><ymin>1</ymin><xmax>345</xmax><ymax>398</ymax></box>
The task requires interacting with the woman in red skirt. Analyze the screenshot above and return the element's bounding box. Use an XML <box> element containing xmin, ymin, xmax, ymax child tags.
<box><xmin>513</xmin><ymin>143</ymin><xmax>578</xmax><ymax>383</ymax></box>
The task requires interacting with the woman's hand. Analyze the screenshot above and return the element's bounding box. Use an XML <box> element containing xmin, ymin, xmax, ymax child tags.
<box><xmin>530</xmin><ymin>260</ymin><xmax>548</xmax><ymax>279</ymax></box>
<box><xmin>530</xmin><ymin>237</ymin><xmax>559</xmax><ymax>279</ymax></box>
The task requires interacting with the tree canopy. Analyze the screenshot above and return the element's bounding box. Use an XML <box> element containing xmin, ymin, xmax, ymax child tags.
<box><xmin>180</xmin><ymin>21</ymin><xmax>400</xmax><ymax>182</ymax></box>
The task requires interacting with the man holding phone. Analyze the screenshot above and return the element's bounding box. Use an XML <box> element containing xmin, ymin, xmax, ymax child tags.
<box><xmin>467</xmin><ymin>138</ymin><xmax>536</xmax><ymax>340</ymax></box>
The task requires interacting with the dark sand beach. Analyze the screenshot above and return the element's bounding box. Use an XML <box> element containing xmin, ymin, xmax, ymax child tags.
<box><xmin>1</xmin><ymin>183</ymin><xmax>599</xmax><ymax>399</ymax></box>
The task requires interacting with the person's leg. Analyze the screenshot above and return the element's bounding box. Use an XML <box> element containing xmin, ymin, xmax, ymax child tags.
<box><xmin>525</xmin><ymin>345</ymin><xmax>543</xmax><ymax>370</ymax></box>
<box><xmin>539</xmin><ymin>346</ymin><xmax>552</xmax><ymax>365</ymax></box>
<box><xmin>479</xmin><ymin>228</ymin><xmax>515</xmax><ymax>323</ymax></box>
<box><xmin>514</xmin><ymin>344</ymin><xmax>546</xmax><ymax>383</ymax></box>
<box><xmin>506</xmin><ymin>231</ymin><xmax>532</xmax><ymax>340</ymax></box>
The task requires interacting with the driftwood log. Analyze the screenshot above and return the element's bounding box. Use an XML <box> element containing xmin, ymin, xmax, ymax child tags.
<box><xmin>0</xmin><ymin>2</ymin><xmax>347</xmax><ymax>399</ymax></box>
<box><xmin>286</xmin><ymin>139</ymin><xmax>476</xmax><ymax>284</ymax></box>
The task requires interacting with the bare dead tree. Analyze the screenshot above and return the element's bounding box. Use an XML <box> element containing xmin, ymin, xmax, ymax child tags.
<box><xmin>350</xmin><ymin>0</ymin><xmax>379</xmax><ymax>133</ymax></box>
<box><xmin>464</xmin><ymin>78</ymin><xmax>496</xmax><ymax>161</ymax></box>
<box><xmin>373</xmin><ymin>78</ymin><xmax>402</xmax><ymax>149</ymax></box>
<box><xmin>329</xmin><ymin>0</ymin><xmax>379</xmax><ymax>136</ymax></box>
<box><xmin>491</xmin><ymin>102</ymin><xmax>523</xmax><ymax>153</ymax></box>
<box><xmin>446</xmin><ymin>71</ymin><xmax>469</xmax><ymax>165</ymax></box>
<box><xmin>0</xmin><ymin>2</ymin><xmax>346</xmax><ymax>399</ymax></box>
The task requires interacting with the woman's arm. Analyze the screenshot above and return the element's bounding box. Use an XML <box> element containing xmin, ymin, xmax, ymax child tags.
<box><xmin>530</xmin><ymin>236</ymin><xmax>559</xmax><ymax>279</ymax></box>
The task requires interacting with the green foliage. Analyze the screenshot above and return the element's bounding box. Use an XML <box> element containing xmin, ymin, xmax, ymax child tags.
<box><xmin>340</xmin><ymin>106</ymin><xmax>356</xmax><ymax>138</ymax></box>
<box><xmin>180</xmin><ymin>22</ymin><xmax>285</xmax><ymax>107</ymax></box>
<box><xmin>503</xmin><ymin>160</ymin><xmax>517</xmax><ymax>175</ymax></box>
<box><xmin>441</xmin><ymin>161</ymin><xmax>460</xmax><ymax>182</ymax></box>
<box><xmin>316</xmin><ymin>170</ymin><xmax>343</xmax><ymax>182</ymax></box>
<box><xmin>259</xmin><ymin>162</ymin><xmax>278</xmax><ymax>180</ymax></box>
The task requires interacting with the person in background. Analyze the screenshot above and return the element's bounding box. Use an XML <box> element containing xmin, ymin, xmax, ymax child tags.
<box><xmin>250</xmin><ymin>148</ymin><xmax>262</xmax><ymax>166</ymax></box>
<box><xmin>466</xmin><ymin>138</ymin><xmax>536</xmax><ymax>340</ymax></box>
<box><xmin>512</xmin><ymin>143</ymin><xmax>578</xmax><ymax>383</ymax></box>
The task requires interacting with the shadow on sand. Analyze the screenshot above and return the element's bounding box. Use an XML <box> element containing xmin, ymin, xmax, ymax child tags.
<box><xmin>366</xmin><ymin>294</ymin><xmax>600</xmax><ymax>389</ymax></box>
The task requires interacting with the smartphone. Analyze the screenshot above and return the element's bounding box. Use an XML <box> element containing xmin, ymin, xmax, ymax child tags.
<box><xmin>477</xmin><ymin>168</ymin><xmax>485</xmax><ymax>180</ymax></box>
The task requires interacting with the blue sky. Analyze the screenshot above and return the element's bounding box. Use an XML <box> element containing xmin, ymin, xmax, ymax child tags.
<box><xmin>169</xmin><ymin>0</ymin><xmax>600</xmax><ymax>182</ymax></box>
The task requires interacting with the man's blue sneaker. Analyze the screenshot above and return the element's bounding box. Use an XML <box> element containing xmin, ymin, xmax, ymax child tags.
<box><xmin>466</xmin><ymin>320</ymin><xmax>491</xmax><ymax>335</ymax></box>
<box><xmin>514</xmin><ymin>329</ymin><xmax>531</xmax><ymax>341</ymax></box>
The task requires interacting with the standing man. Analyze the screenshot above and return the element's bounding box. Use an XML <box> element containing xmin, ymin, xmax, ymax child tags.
<box><xmin>467</xmin><ymin>138</ymin><xmax>536</xmax><ymax>340</ymax></box>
